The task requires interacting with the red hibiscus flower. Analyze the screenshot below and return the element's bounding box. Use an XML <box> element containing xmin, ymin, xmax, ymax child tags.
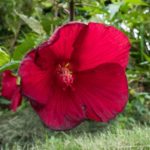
<box><xmin>1</xmin><ymin>22</ymin><xmax>131</xmax><ymax>130</ymax></box>
<box><xmin>1</xmin><ymin>70</ymin><xmax>22</xmax><ymax>111</ymax></box>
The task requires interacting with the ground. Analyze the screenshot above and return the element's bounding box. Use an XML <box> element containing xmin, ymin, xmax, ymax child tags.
<box><xmin>0</xmin><ymin>107</ymin><xmax>149</xmax><ymax>150</ymax></box>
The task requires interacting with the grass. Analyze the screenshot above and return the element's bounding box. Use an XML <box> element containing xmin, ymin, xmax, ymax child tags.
<box><xmin>0</xmin><ymin>107</ymin><xmax>150</xmax><ymax>150</ymax></box>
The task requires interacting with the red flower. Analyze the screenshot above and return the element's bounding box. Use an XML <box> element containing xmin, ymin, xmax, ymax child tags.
<box><xmin>1</xmin><ymin>22</ymin><xmax>131</xmax><ymax>130</ymax></box>
<box><xmin>1</xmin><ymin>70</ymin><xmax>22</xmax><ymax>111</ymax></box>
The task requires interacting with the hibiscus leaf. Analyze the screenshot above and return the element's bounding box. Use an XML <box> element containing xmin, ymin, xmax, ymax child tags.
<box><xmin>0</xmin><ymin>48</ymin><xmax>10</xmax><ymax>67</ymax></box>
<box><xmin>16</xmin><ymin>12</ymin><xmax>46</xmax><ymax>35</ymax></box>
<box><xmin>13</xmin><ymin>33</ymin><xmax>37</xmax><ymax>60</ymax></box>
<box><xmin>0</xmin><ymin>61</ymin><xmax>20</xmax><ymax>72</ymax></box>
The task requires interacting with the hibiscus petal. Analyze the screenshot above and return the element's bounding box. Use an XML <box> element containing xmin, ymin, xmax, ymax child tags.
<box><xmin>72</xmin><ymin>22</ymin><xmax>131</xmax><ymax>71</ymax></box>
<box><xmin>11</xmin><ymin>87</ymin><xmax>22</xmax><ymax>111</ymax></box>
<box><xmin>36</xmin><ymin>22</ymin><xmax>86</xmax><ymax>66</ymax></box>
<box><xmin>30</xmin><ymin>87</ymin><xmax>85</xmax><ymax>130</ymax></box>
<box><xmin>19</xmin><ymin>50</ymin><xmax>56</xmax><ymax>105</ymax></box>
<box><xmin>20</xmin><ymin>50</ymin><xmax>86</xmax><ymax>130</ymax></box>
<box><xmin>74</xmin><ymin>63</ymin><xmax>128</xmax><ymax>122</ymax></box>
<box><xmin>1</xmin><ymin>70</ymin><xmax>22</xmax><ymax>111</ymax></box>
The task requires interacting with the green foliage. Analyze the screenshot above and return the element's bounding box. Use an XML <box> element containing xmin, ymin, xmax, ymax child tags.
<box><xmin>0</xmin><ymin>0</ymin><xmax>34</xmax><ymax>36</ymax></box>
<box><xmin>0</xmin><ymin>48</ymin><xmax>10</xmax><ymax>66</ymax></box>
<box><xmin>17</xmin><ymin>13</ymin><xmax>46</xmax><ymax>35</ymax></box>
<box><xmin>0</xmin><ymin>61</ymin><xmax>20</xmax><ymax>73</ymax></box>
<box><xmin>13</xmin><ymin>33</ymin><xmax>38</xmax><ymax>60</ymax></box>
<box><xmin>125</xmin><ymin>0</ymin><xmax>148</xmax><ymax>5</ymax></box>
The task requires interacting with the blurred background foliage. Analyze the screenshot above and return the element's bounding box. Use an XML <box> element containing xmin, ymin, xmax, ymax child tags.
<box><xmin>0</xmin><ymin>0</ymin><xmax>150</xmax><ymax>131</ymax></box>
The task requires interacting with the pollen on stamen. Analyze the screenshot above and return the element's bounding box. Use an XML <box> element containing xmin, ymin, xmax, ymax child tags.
<box><xmin>56</xmin><ymin>63</ymin><xmax>74</xmax><ymax>88</ymax></box>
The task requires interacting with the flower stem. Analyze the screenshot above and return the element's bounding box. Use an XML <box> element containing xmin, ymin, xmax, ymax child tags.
<box><xmin>69</xmin><ymin>0</ymin><xmax>74</xmax><ymax>21</ymax></box>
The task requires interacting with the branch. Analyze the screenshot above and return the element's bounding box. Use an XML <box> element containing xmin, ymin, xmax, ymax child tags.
<box><xmin>9</xmin><ymin>23</ymin><xmax>21</xmax><ymax>56</ymax></box>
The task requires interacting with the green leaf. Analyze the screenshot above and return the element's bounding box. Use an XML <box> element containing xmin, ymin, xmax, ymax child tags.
<box><xmin>13</xmin><ymin>33</ymin><xmax>37</xmax><ymax>60</ymax></box>
<box><xmin>0</xmin><ymin>61</ymin><xmax>20</xmax><ymax>72</ymax></box>
<box><xmin>143</xmin><ymin>53</ymin><xmax>150</xmax><ymax>62</ymax></box>
<box><xmin>17</xmin><ymin>13</ymin><xmax>45</xmax><ymax>35</ymax></box>
<box><xmin>125</xmin><ymin>0</ymin><xmax>148</xmax><ymax>6</ymax></box>
<box><xmin>0</xmin><ymin>98</ymin><xmax>11</xmax><ymax>105</ymax></box>
<box><xmin>0</xmin><ymin>48</ymin><xmax>10</xmax><ymax>67</ymax></box>
<box><xmin>41</xmin><ymin>16</ymin><xmax>52</xmax><ymax>34</ymax></box>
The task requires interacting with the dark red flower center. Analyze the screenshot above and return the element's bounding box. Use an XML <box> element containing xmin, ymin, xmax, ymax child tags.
<box><xmin>56</xmin><ymin>63</ymin><xmax>74</xmax><ymax>89</ymax></box>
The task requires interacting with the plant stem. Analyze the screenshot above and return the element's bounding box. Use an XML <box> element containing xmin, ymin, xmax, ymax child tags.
<box><xmin>140</xmin><ymin>24</ymin><xmax>144</xmax><ymax>62</ymax></box>
<box><xmin>9</xmin><ymin>23</ymin><xmax>21</xmax><ymax>56</ymax></box>
<box><xmin>69</xmin><ymin>0</ymin><xmax>74</xmax><ymax>21</ymax></box>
